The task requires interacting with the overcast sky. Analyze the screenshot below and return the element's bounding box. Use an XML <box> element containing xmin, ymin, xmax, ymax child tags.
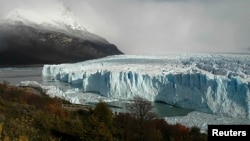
<box><xmin>0</xmin><ymin>0</ymin><xmax>250</xmax><ymax>55</ymax></box>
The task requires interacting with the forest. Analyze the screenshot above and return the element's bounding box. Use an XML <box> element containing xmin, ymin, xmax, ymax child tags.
<box><xmin>0</xmin><ymin>81</ymin><xmax>207</xmax><ymax>141</ymax></box>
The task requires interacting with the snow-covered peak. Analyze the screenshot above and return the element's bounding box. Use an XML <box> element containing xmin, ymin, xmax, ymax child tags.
<box><xmin>3</xmin><ymin>4</ymin><xmax>87</xmax><ymax>35</ymax></box>
<box><xmin>5</xmin><ymin>8</ymin><xmax>57</xmax><ymax>27</ymax></box>
<box><xmin>58</xmin><ymin>4</ymin><xmax>86</xmax><ymax>31</ymax></box>
<box><xmin>2</xmin><ymin>4</ymin><xmax>111</xmax><ymax>43</ymax></box>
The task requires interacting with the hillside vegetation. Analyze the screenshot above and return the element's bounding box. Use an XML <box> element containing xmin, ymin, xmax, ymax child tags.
<box><xmin>0</xmin><ymin>82</ymin><xmax>207</xmax><ymax>141</ymax></box>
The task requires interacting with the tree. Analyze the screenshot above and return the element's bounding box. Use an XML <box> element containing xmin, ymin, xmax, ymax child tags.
<box><xmin>126</xmin><ymin>96</ymin><xmax>156</xmax><ymax>122</ymax></box>
<box><xmin>126</xmin><ymin>96</ymin><xmax>157</xmax><ymax>141</ymax></box>
<box><xmin>84</xmin><ymin>101</ymin><xmax>114</xmax><ymax>141</ymax></box>
<box><xmin>93</xmin><ymin>101</ymin><xmax>113</xmax><ymax>127</ymax></box>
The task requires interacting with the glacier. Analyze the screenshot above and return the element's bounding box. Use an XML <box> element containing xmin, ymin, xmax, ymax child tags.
<box><xmin>18</xmin><ymin>81</ymin><xmax>116</xmax><ymax>104</ymax></box>
<box><xmin>42</xmin><ymin>53</ymin><xmax>250</xmax><ymax>119</ymax></box>
<box><xmin>165</xmin><ymin>111</ymin><xmax>250</xmax><ymax>133</ymax></box>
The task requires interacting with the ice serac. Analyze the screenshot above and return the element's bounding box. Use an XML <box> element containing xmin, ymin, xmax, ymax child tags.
<box><xmin>42</xmin><ymin>54</ymin><xmax>250</xmax><ymax>119</ymax></box>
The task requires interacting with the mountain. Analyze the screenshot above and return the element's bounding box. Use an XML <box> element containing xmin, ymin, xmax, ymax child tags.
<box><xmin>0</xmin><ymin>7</ymin><xmax>123</xmax><ymax>66</ymax></box>
<box><xmin>42</xmin><ymin>54</ymin><xmax>250</xmax><ymax>119</ymax></box>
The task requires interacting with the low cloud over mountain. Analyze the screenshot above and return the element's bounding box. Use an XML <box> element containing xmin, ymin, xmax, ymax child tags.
<box><xmin>0</xmin><ymin>5</ymin><xmax>123</xmax><ymax>66</ymax></box>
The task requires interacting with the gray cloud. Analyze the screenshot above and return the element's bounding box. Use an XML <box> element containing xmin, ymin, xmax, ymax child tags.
<box><xmin>1</xmin><ymin>0</ymin><xmax>250</xmax><ymax>54</ymax></box>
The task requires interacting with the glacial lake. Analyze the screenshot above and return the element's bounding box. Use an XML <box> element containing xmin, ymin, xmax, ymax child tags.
<box><xmin>0</xmin><ymin>67</ymin><xmax>193</xmax><ymax>117</ymax></box>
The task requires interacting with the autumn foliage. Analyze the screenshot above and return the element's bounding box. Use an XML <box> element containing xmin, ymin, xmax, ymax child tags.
<box><xmin>0</xmin><ymin>82</ymin><xmax>207</xmax><ymax>141</ymax></box>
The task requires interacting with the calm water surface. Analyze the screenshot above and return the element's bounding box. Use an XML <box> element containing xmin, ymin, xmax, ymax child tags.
<box><xmin>0</xmin><ymin>67</ymin><xmax>43</xmax><ymax>85</ymax></box>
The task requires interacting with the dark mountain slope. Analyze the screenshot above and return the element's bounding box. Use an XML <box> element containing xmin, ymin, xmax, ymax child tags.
<box><xmin>0</xmin><ymin>24</ymin><xmax>123</xmax><ymax>66</ymax></box>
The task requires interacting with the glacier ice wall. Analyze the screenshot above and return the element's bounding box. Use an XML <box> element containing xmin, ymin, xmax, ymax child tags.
<box><xmin>42</xmin><ymin>54</ymin><xmax>250</xmax><ymax>119</ymax></box>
